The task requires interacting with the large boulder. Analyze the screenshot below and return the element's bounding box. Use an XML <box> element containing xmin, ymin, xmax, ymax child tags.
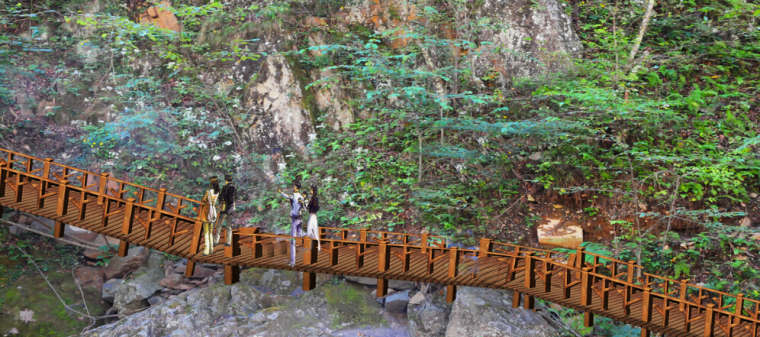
<box><xmin>101</xmin><ymin>279</ymin><xmax>124</xmax><ymax>303</ymax></box>
<box><xmin>82</xmin><ymin>280</ymin><xmax>389</xmax><ymax>336</ymax></box>
<box><xmin>408</xmin><ymin>292</ymin><xmax>451</xmax><ymax>337</ymax></box>
<box><xmin>241</xmin><ymin>54</ymin><xmax>314</xmax><ymax>155</ymax></box>
<box><xmin>241</xmin><ymin>268</ymin><xmax>331</xmax><ymax>295</ymax></box>
<box><xmin>103</xmin><ymin>246</ymin><xmax>150</xmax><ymax>279</ymax></box>
<box><xmin>445</xmin><ymin>287</ymin><xmax>557</xmax><ymax>337</ymax></box>
<box><xmin>113</xmin><ymin>268</ymin><xmax>165</xmax><ymax>315</ymax></box>
<box><xmin>472</xmin><ymin>0</ymin><xmax>583</xmax><ymax>83</ymax></box>
<box><xmin>74</xmin><ymin>266</ymin><xmax>105</xmax><ymax>291</ymax></box>
<box><xmin>344</xmin><ymin>275</ymin><xmax>416</xmax><ymax>290</ymax></box>
<box><xmin>383</xmin><ymin>290</ymin><xmax>411</xmax><ymax>313</ymax></box>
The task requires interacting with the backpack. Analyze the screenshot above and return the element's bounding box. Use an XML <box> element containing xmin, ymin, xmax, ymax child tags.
<box><xmin>208</xmin><ymin>189</ymin><xmax>219</xmax><ymax>223</ymax></box>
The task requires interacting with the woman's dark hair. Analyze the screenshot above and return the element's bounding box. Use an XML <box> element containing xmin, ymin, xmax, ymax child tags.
<box><xmin>210</xmin><ymin>176</ymin><xmax>220</xmax><ymax>194</ymax></box>
<box><xmin>224</xmin><ymin>174</ymin><xmax>233</xmax><ymax>182</ymax></box>
<box><xmin>294</xmin><ymin>180</ymin><xmax>301</xmax><ymax>190</ymax></box>
<box><xmin>308</xmin><ymin>184</ymin><xmax>320</xmax><ymax>213</ymax></box>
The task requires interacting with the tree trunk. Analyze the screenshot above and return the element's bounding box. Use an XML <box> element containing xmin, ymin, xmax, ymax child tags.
<box><xmin>627</xmin><ymin>0</ymin><xmax>656</xmax><ymax>67</ymax></box>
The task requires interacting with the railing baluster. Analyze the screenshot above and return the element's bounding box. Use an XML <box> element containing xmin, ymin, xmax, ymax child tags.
<box><xmin>704</xmin><ymin>304</ymin><xmax>716</xmax><ymax>337</ymax></box>
<box><xmin>525</xmin><ymin>252</ymin><xmax>536</xmax><ymax>289</ymax></box>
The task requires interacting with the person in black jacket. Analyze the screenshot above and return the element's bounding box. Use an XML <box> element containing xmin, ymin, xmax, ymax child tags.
<box><xmin>214</xmin><ymin>174</ymin><xmax>237</xmax><ymax>247</ymax></box>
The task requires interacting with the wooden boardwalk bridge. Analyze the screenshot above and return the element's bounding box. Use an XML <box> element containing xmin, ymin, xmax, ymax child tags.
<box><xmin>0</xmin><ymin>147</ymin><xmax>758</xmax><ymax>337</ymax></box>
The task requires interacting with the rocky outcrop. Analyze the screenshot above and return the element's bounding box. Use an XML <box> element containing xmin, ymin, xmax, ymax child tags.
<box><xmin>138</xmin><ymin>1</ymin><xmax>181</xmax><ymax>32</ymax></box>
<box><xmin>241</xmin><ymin>268</ymin><xmax>331</xmax><ymax>295</ymax></box>
<box><xmin>241</xmin><ymin>54</ymin><xmax>314</xmax><ymax>155</ymax></box>
<box><xmin>473</xmin><ymin>0</ymin><xmax>583</xmax><ymax>83</ymax></box>
<box><xmin>101</xmin><ymin>279</ymin><xmax>124</xmax><ymax>303</ymax></box>
<box><xmin>408</xmin><ymin>292</ymin><xmax>451</xmax><ymax>337</ymax></box>
<box><xmin>103</xmin><ymin>246</ymin><xmax>150</xmax><ymax>279</ymax></box>
<box><xmin>113</xmin><ymin>268</ymin><xmax>164</xmax><ymax>315</ymax></box>
<box><xmin>344</xmin><ymin>275</ymin><xmax>416</xmax><ymax>290</ymax></box>
<box><xmin>73</xmin><ymin>266</ymin><xmax>106</xmax><ymax>291</ymax></box>
<box><xmin>82</xmin><ymin>281</ymin><xmax>389</xmax><ymax>337</ymax></box>
<box><xmin>445</xmin><ymin>287</ymin><xmax>557</xmax><ymax>337</ymax></box>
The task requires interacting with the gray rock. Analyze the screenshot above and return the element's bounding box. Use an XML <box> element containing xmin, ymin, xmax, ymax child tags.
<box><xmin>241</xmin><ymin>54</ymin><xmax>314</xmax><ymax>158</ymax></box>
<box><xmin>113</xmin><ymin>268</ymin><xmax>164</xmax><ymax>315</ymax></box>
<box><xmin>408</xmin><ymin>292</ymin><xmax>451</xmax><ymax>337</ymax></box>
<box><xmin>344</xmin><ymin>275</ymin><xmax>417</xmax><ymax>290</ymax></box>
<box><xmin>103</xmin><ymin>246</ymin><xmax>150</xmax><ymax>279</ymax></box>
<box><xmin>241</xmin><ymin>268</ymin><xmax>330</xmax><ymax>295</ymax></box>
<box><xmin>445</xmin><ymin>287</ymin><xmax>556</xmax><ymax>337</ymax></box>
<box><xmin>145</xmin><ymin>251</ymin><xmax>165</xmax><ymax>270</ymax></box>
<box><xmin>472</xmin><ymin>0</ymin><xmax>582</xmax><ymax>82</ymax></box>
<box><xmin>147</xmin><ymin>295</ymin><xmax>168</xmax><ymax>306</ymax></box>
<box><xmin>158</xmin><ymin>273</ymin><xmax>185</xmax><ymax>289</ymax></box>
<box><xmin>101</xmin><ymin>279</ymin><xmax>124</xmax><ymax>303</ymax></box>
<box><xmin>383</xmin><ymin>290</ymin><xmax>411</xmax><ymax>313</ymax></box>
<box><xmin>82</xmin><ymin>280</ymin><xmax>387</xmax><ymax>337</ymax></box>
<box><xmin>529</xmin><ymin>152</ymin><xmax>543</xmax><ymax>161</ymax></box>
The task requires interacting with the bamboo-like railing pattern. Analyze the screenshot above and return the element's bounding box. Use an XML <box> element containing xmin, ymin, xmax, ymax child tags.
<box><xmin>0</xmin><ymin>146</ymin><xmax>757</xmax><ymax>337</ymax></box>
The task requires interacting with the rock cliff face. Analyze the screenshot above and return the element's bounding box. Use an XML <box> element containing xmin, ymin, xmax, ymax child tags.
<box><xmin>241</xmin><ymin>54</ymin><xmax>315</xmax><ymax>154</ymax></box>
<box><xmin>473</xmin><ymin>0</ymin><xmax>583</xmax><ymax>83</ymax></box>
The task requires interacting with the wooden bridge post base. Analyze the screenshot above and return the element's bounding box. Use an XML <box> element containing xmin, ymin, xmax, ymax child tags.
<box><xmin>53</xmin><ymin>220</ymin><xmax>64</xmax><ymax>239</ymax></box>
<box><xmin>584</xmin><ymin>312</ymin><xmax>594</xmax><ymax>328</ymax></box>
<box><xmin>185</xmin><ymin>261</ymin><xmax>197</xmax><ymax>278</ymax></box>
<box><xmin>446</xmin><ymin>284</ymin><xmax>456</xmax><ymax>303</ymax></box>
<box><xmin>224</xmin><ymin>265</ymin><xmax>240</xmax><ymax>285</ymax></box>
<box><xmin>377</xmin><ymin>278</ymin><xmax>389</xmax><ymax>298</ymax></box>
<box><xmin>524</xmin><ymin>295</ymin><xmax>535</xmax><ymax>311</ymax></box>
<box><xmin>512</xmin><ymin>291</ymin><xmax>521</xmax><ymax>308</ymax></box>
<box><xmin>0</xmin><ymin>206</ymin><xmax>3</xmax><ymax>218</ymax></box>
<box><xmin>118</xmin><ymin>240</ymin><xmax>129</xmax><ymax>257</ymax></box>
<box><xmin>303</xmin><ymin>272</ymin><xmax>316</xmax><ymax>291</ymax></box>
<box><xmin>640</xmin><ymin>328</ymin><xmax>650</xmax><ymax>337</ymax></box>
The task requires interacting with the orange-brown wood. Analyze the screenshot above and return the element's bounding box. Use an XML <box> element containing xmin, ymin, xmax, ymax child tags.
<box><xmin>0</xmin><ymin>146</ymin><xmax>759</xmax><ymax>337</ymax></box>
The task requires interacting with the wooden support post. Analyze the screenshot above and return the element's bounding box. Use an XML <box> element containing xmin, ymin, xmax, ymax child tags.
<box><xmin>506</xmin><ymin>247</ymin><xmax>520</xmax><ymax>282</ymax></box>
<box><xmin>225</xmin><ymin>229</ymin><xmax>241</xmax><ymax>258</ymax></box>
<box><xmin>38</xmin><ymin>158</ymin><xmax>53</xmax><ymax>209</ymax></box>
<box><xmin>575</xmin><ymin>246</ymin><xmax>585</xmax><ymax>268</ymax></box>
<box><xmin>143</xmin><ymin>187</ymin><xmax>166</xmax><ymax>240</ymax></box>
<box><xmin>0</xmin><ymin>154</ymin><xmax>8</xmax><ymax>198</ymax></box>
<box><xmin>303</xmin><ymin>272</ymin><xmax>316</xmax><ymax>291</ymax></box>
<box><xmin>183</xmin><ymin>261</ymin><xmax>195</xmax><ymax>278</ymax></box>
<box><xmin>641</xmin><ymin>287</ymin><xmax>653</xmax><ymax>323</ymax></box>
<box><xmin>525</xmin><ymin>252</ymin><xmax>536</xmax><ymax>289</ymax></box>
<box><xmin>600</xmin><ymin>279</ymin><xmax>609</xmax><ymax>310</ymax></box>
<box><xmin>303</xmin><ymin>236</ymin><xmax>318</xmax><ymax>265</ymax></box>
<box><xmin>524</xmin><ymin>295</ymin><xmax>535</xmax><ymax>310</ymax></box>
<box><xmin>0</xmin><ymin>206</ymin><xmax>3</xmax><ymax>218</ymax></box>
<box><xmin>118</xmin><ymin>240</ymin><xmax>129</xmax><ymax>257</ymax></box>
<box><xmin>479</xmin><ymin>238</ymin><xmax>492</xmax><ymax>258</ymax></box>
<box><xmin>97</xmin><ymin>173</ymin><xmax>109</xmax><ymax>205</ymax></box>
<box><xmin>446</xmin><ymin>284</ymin><xmax>456</xmax><ymax>303</ymax></box>
<box><xmin>356</xmin><ymin>228</ymin><xmax>367</xmax><ymax>268</ymax></box>
<box><xmin>640</xmin><ymin>328</ymin><xmax>651</xmax><ymax>337</ymax></box>
<box><xmin>448</xmin><ymin>247</ymin><xmax>459</xmax><ymax>278</ymax></box>
<box><xmin>56</xmin><ymin>180</ymin><xmax>70</xmax><ymax>216</ymax></box>
<box><xmin>13</xmin><ymin>165</ymin><xmax>24</xmax><ymax>203</ymax></box>
<box><xmin>679</xmin><ymin>279</ymin><xmax>688</xmax><ymax>312</ymax></box>
<box><xmin>512</xmin><ymin>291</ymin><xmax>521</xmax><ymax>308</ymax></box>
<box><xmin>53</xmin><ymin>220</ymin><xmax>64</xmax><ymax>239</ymax></box>
<box><xmin>584</xmin><ymin>312</ymin><xmax>594</xmax><ymax>328</ymax></box>
<box><xmin>121</xmin><ymin>198</ymin><xmax>137</xmax><ymax>235</ymax></box>
<box><xmin>420</xmin><ymin>233</ymin><xmax>428</xmax><ymax>254</ymax></box>
<box><xmin>185</xmin><ymin>218</ymin><xmax>204</xmax><ymax>278</ymax></box>
<box><xmin>377</xmin><ymin>278</ymin><xmax>388</xmax><ymax>298</ymax></box>
<box><xmin>704</xmin><ymin>304</ymin><xmax>715</xmax><ymax>337</ymax></box>
<box><xmin>252</xmin><ymin>228</ymin><xmax>263</xmax><ymax>259</ymax></box>
<box><xmin>224</xmin><ymin>265</ymin><xmax>240</xmax><ymax>285</ymax></box>
<box><xmin>581</xmin><ymin>267</ymin><xmax>592</xmax><ymax>306</ymax></box>
<box><xmin>378</xmin><ymin>240</ymin><xmax>390</xmax><ymax>272</ymax></box>
<box><xmin>627</xmin><ymin>260</ymin><xmax>636</xmax><ymax>284</ymax></box>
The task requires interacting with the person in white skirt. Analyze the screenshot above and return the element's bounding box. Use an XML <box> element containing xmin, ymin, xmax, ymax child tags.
<box><xmin>304</xmin><ymin>184</ymin><xmax>321</xmax><ymax>251</ymax></box>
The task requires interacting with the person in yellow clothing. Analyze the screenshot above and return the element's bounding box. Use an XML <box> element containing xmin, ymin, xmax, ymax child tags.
<box><xmin>200</xmin><ymin>176</ymin><xmax>221</xmax><ymax>256</ymax></box>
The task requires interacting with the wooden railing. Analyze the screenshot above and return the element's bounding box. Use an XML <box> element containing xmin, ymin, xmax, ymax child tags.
<box><xmin>0</xmin><ymin>146</ymin><xmax>757</xmax><ymax>336</ymax></box>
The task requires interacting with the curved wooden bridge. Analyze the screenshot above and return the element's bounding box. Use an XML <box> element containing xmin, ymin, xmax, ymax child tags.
<box><xmin>0</xmin><ymin>147</ymin><xmax>758</xmax><ymax>337</ymax></box>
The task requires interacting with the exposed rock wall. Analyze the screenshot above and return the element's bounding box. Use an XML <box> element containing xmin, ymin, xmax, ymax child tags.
<box><xmin>241</xmin><ymin>54</ymin><xmax>314</xmax><ymax>154</ymax></box>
